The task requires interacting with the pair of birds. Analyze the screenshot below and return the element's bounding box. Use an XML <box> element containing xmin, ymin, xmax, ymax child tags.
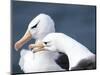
<box><xmin>15</xmin><ymin>13</ymin><xmax>95</xmax><ymax>73</ymax></box>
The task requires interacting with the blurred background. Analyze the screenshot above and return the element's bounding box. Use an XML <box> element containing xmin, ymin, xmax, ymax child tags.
<box><xmin>12</xmin><ymin>1</ymin><xmax>96</xmax><ymax>74</ymax></box>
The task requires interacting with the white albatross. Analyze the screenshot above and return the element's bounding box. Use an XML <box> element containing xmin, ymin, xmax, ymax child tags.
<box><xmin>41</xmin><ymin>33</ymin><xmax>96</xmax><ymax>70</ymax></box>
<box><xmin>14</xmin><ymin>14</ymin><xmax>65</xmax><ymax>73</ymax></box>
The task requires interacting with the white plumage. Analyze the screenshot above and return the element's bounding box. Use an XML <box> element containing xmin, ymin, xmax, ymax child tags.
<box><xmin>19</xmin><ymin>49</ymin><xmax>64</xmax><ymax>73</ymax></box>
<box><xmin>17</xmin><ymin>14</ymin><xmax>65</xmax><ymax>73</ymax></box>
<box><xmin>42</xmin><ymin>33</ymin><xmax>95</xmax><ymax>70</ymax></box>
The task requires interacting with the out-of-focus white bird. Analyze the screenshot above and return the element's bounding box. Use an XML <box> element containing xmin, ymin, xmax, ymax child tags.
<box><xmin>14</xmin><ymin>14</ymin><xmax>65</xmax><ymax>73</ymax></box>
<box><xmin>42</xmin><ymin>33</ymin><xmax>96</xmax><ymax>70</ymax></box>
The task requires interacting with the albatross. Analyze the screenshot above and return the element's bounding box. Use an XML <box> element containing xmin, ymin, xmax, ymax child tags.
<box><xmin>14</xmin><ymin>14</ymin><xmax>68</xmax><ymax>73</ymax></box>
<box><xmin>40</xmin><ymin>33</ymin><xmax>96</xmax><ymax>70</ymax></box>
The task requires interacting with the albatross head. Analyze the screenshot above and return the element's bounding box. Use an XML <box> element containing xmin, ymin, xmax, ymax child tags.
<box><xmin>42</xmin><ymin>33</ymin><xmax>67</xmax><ymax>53</ymax></box>
<box><xmin>15</xmin><ymin>13</ymin><xmax>55</xmax><ymax>50</ymax></box>
<box><xmin>41</xmin><ymin>33</ymin><xmax>60</xmax><ymax>52</ymax></box>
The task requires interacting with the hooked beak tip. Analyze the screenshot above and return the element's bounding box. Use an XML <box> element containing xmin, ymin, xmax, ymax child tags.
<box><xmin>14</xmin><ymin>31</ymin><xmax>32</xmax><ymax>51</ymax></box>
<box><xmin>14</xmin><ymin>42</ymin><xmax>21</xmax><ymax>51</ymax></box>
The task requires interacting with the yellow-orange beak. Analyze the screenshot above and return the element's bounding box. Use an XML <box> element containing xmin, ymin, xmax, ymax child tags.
<box><xmin>29</xmin><ymin>41</ymin><xmax>45</xmax><ymax>49</ymax></box>
<box><xmin>14</xmin><ymin>31</ymin><xmax>32</xmax><ymax>51</ymax></box>
<box><xmin>28</xmin><ymin>41</ymin><xmax>45</xmax><ymax>53</ymax></box>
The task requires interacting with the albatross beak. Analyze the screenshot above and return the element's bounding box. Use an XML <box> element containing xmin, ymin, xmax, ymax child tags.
<box><xmin>29</xmin><ymin>41</ymin><xmax>45</xmax><ymax>49</ymax></box>
<box><xmin>14</xmin><ymin>31</ymin><xmax>32</xmax><ymax>51</ymax></box>
<box><xmin>28</xmin><ymin>41</ymin><xmax>46</xmax><ymax>53</ymax></box>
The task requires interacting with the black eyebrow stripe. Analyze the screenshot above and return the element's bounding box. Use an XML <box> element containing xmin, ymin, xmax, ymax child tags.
<box><xmin>31</xmin><ymin>21</ymin><xmax>40</xmax><ymax>29</ymax></box>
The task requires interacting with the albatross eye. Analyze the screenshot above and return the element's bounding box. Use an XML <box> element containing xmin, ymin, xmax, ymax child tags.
<box><xmin>44</xmin><ymin>42</ymin><xmax>48</xmax><ymax>45</ymax></box>
<box><xmin>31</xmin><ymin>21</ymin><xmax>40</xmax><ymax>29</ymax></box>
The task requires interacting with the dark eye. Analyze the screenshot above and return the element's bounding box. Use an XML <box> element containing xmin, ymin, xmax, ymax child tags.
<box><xmin>44</xmin><ymin>42</ymin><xmax>48</xmax><ymax>45</ymax></box>
<box><xmin>31</xmin><ymin>21</ymin><xmax>40</xmax><ymax>29</ymax></box>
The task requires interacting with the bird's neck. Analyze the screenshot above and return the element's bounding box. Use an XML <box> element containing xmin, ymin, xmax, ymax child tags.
<box><xmin>63</xmin><ymin>44</ymin><xmax>93</xmax><ymax>69</ymax></box>
<box><xmin>36</xmin><ymin>32</ymin><xmax>55</xmax><ymax>41</ymax></box>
